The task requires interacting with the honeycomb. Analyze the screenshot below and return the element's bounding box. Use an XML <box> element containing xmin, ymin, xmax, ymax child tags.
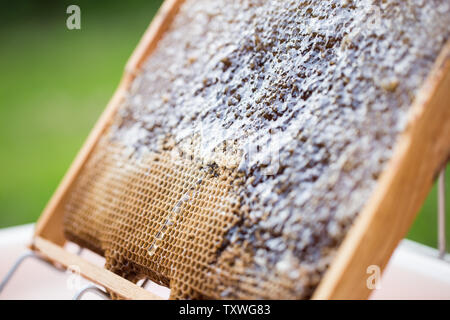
<box><xmin>64</xmin><ymin>135</ymin><xmax>243</xmax><ymax>298</ymax></box>
<box><xmin>63</xmin><ymin>0</ymin><xmax>449</xmax><ymax>299</ymax></box>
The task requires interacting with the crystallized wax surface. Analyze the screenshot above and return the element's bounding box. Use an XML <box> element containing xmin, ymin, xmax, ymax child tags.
<box><xmin>64</xmin><ymin>0</ymin><xmax>450</xmax><ymax>299</ymax></box>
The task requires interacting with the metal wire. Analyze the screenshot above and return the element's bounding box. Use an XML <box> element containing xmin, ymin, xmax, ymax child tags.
<box><xmin>140</xmin><ymin>278</ymin><xmax>149</xmax><ymax>288</ymax></box>
<box><xmin>0</xmin><ymin>251</ymin><xmax>42</xmax><ymax>295</ymax></box>
<box><xmin>438</xmin><ymin>168</ymin><xmax>446</xmax><ymax>259</ymax></box>
<box><xmin>73</xmin><ymin>284</ymin><xmax>110</xmax><ymax>300</ymax></box>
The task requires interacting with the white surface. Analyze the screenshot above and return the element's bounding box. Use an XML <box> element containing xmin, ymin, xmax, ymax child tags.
<box><xmin>0</xmin><ymin>224</ymin><xmax>449</xmax><ymax>300</ymax></box>
<box><xmin>370</xmin><ymin>239</ymin><xmax>450</xmax><ymax>299</ymax></box>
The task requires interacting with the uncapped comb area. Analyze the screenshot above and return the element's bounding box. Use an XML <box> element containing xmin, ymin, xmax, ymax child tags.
<box><xmin>63</xmin><ymin>0</ymin><xmax>449</xmax><ymax>299</ymax></box>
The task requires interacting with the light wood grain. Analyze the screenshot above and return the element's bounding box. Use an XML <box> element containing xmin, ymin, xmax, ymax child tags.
<box><xmin>313</xmin><ymin>41</ymin><xmax>450</xmax><ymax>300</ymax></box>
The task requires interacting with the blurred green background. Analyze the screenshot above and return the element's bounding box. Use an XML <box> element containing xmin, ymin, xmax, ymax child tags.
<box><xmin>0</xmin><ymin>0</ymin><xmax>448</xmax><ymax>250</ymax></box>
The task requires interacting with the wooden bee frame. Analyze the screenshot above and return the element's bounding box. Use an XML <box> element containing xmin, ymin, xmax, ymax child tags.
<box><xmin>31</xmin><ymin>0</ymin><xmax>450</xmax><ymax>300</ymax></box>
